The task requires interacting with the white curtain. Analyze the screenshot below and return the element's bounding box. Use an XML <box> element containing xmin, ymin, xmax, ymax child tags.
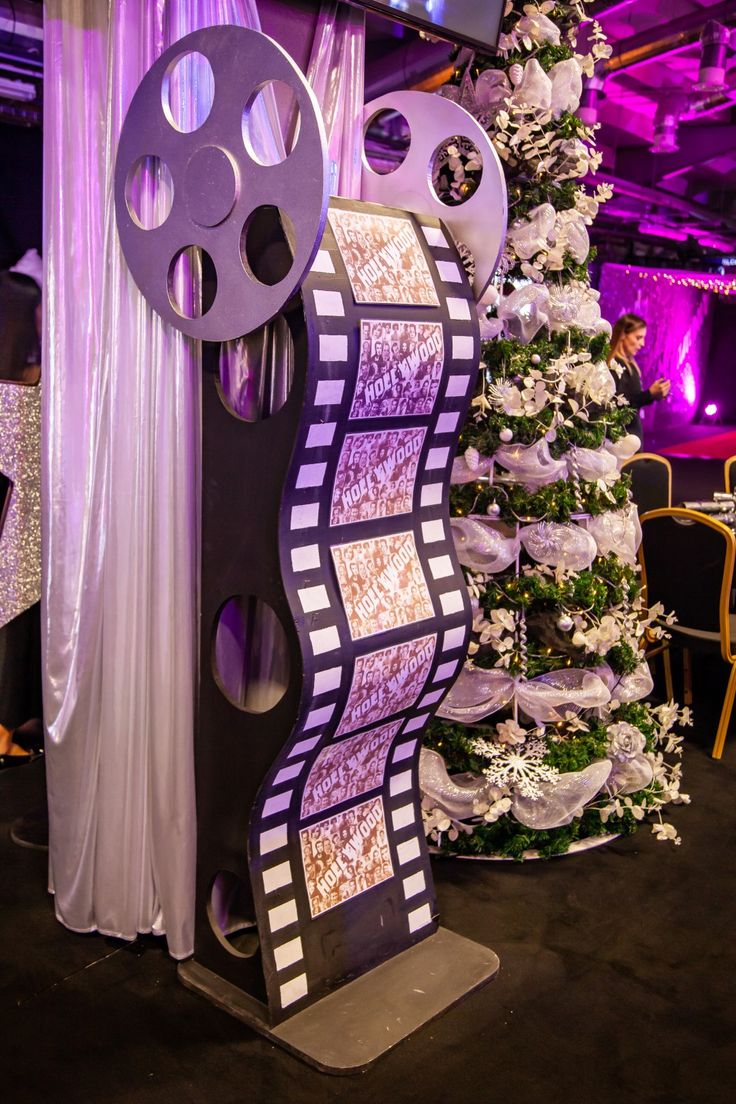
<box><xmin>305</xmin><ymin>0</ymin><xmax>365</xmax><ymax>200</ymax></box>
<box><xmin>43</xmin><ymin>0</ymin><xmax>364</xmax><ymax>959</ymax></box>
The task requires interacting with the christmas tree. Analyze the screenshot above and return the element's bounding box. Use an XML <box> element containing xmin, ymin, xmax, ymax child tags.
<box><xmin>421</xmin><ymin>1</ymin><xmax>690</xmax><ymax>858</ymax></box>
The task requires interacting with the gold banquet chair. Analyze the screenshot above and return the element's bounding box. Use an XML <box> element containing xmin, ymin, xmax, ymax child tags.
<box><xmin>622</xmin><ymin>452</ymin><xmax>672</xmax><ymax>514</ymax></box>
<box><xmin>724</xmin><ymin>454</ymin><xmax>736</xmax><ymax>494</ymax></box>
<box><xmin>639</xmin><ymin>507</ymin><xmax>736</xmax><ymax>759</ymax></box>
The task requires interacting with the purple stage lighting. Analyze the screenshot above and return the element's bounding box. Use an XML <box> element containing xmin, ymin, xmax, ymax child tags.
<box><xmin>704</xmin><ymin>402</ymin><xmax>718</xmax><ymax>417</ymax></box>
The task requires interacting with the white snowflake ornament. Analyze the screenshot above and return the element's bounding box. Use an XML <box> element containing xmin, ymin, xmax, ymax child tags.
<box><xmin>471</xmin><ymin>735</ymin><xmax>559</xmax><ymax>799</ymax></box>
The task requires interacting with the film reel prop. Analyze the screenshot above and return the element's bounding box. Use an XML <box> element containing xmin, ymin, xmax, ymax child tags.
<box><xmin>115</xmin><ymin>24</ymin><xmax>329</xmax><ymax>340</ymax></box>
<box><xmin>362</xmin><ymin>90</ymin><xmax>508</xmax><ymax>303</ymax></box>
<box><xmin>115</xmin><ymin>25</ymin><xmax>500</xmax><ymax>1073</ymax></box>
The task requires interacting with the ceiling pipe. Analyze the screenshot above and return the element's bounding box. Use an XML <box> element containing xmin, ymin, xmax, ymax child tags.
<box><xmin>579</xmin><ymin>73</ymin><xmax>605</xmax><ymax>126</ymax></box>
<box><xmin>695</xmin><ymin>20</ymin><xmax>732</xmax><ymax>93</ymax></box>
<box><xmin>638</xmin><ymin>221</ymin><xmax>689</xmax><ymax>243</ymax></box>
<box><xmin>594</xmin><ymin>171</ymin><xmax>736</xmax><ymax>234</ymax></box>
<box><xmin>605</xmin><ymin>1</ymin><xmax>736</xmax><ymax>75</ymax></box>
<box><xmin>641</xmin><ymin>123</ymin><xmax>736</xmax><ymax>185</ymax></box>
<box><xmin>681</xmin><ymin>66</ymin><xmax>736</xmax><ymax>120</ymax></box>
<box><xmin>651</xmin><ymin>106</ymin><xmax>679</xmax><ymax>155</ymax></box>
<box><xmin>650</xmin><ymin>94</ymin><xmax>689</xmax><ymax>156</ymax></box>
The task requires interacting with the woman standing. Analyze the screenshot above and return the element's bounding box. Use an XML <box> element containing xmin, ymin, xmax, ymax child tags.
<box><xmin>607</xmin><ymin>312</ymin><xmax>670</xmax><ymax>445</ymax></box>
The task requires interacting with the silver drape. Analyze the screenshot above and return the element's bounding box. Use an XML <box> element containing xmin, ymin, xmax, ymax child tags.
<box><xmin>44</xmin><ymin>0</ymin><xmax>364</xmax><ymax>958</ymax></box>
<box><xmin>43</xmin><ymin>0</ymin><xmax>266</xmax><ymax>959</ymax></box>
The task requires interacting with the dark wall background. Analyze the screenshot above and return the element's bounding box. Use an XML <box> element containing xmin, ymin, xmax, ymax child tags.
<box><xmin>0</xmin><ymin>122</ymin><xmax>42</xmax><ymax>271</ymax></box>
<box><xmin>698</xmin><ymin>296</ymin><xmax>736</xmax><ymax>424</ymax></box>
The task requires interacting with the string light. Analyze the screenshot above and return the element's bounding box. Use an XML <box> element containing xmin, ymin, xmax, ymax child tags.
<box><xmin>621</xmin><ymin>265</ymin><xmax>736</xmax><ymax>297</ymax></box>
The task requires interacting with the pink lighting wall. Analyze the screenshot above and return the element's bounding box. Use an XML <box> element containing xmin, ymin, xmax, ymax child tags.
<box><xmin>597</xmin><ymin>263</ymin><xmax>736</xmax><ymax>432</ymax></box>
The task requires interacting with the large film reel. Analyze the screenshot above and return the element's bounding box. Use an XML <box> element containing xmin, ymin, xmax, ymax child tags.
<box><xmin>362</xmin><ymin>91</ymin><xmax>507</xmax><ymax>302</ymax></box>
<box><xmin>114</xmin><ymin>26</ymin><xmax>329</xmax><ymax>341</ymax></box>
<box><xmin>113</xmin><ymin>25</ymin><xmax>500</xmax><ymax>1063</ymax></box>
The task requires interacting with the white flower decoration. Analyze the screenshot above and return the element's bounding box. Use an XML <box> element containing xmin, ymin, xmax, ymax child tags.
<box><xmin>516</xmin><ymin>6</ymin><xmax>561</xmax><ymax>48</ymax></box>
<box><xmin>607</xmin><ymin>722</ymin><xmax>647</xmax><ymax>762</ymax></box>
<box><xmin>496</xmin><ymin>719</ymin><xmax>528</xmax><ymax>746</ymax></box>
<box><xmin>652</xmin><ymin>822</ymin><xmax>681</xmax><ymax>845</ymax></box>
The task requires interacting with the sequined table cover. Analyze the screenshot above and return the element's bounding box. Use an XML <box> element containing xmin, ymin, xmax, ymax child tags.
<box><xmin>0</xmin><ymin>382</ymin><xmax>41</xmax><ymax>628</ymax></box>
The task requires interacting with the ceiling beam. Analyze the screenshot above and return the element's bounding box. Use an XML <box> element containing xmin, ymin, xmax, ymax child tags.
<box><xmin>587</xmin><ymin>0</ymin><xmax>638</xmax><ymax>16</ymax></box>
<box><xmin>615</xmin><ymin>125</ymin><xmax>736</xmax><ymax>183</ymax></box>
<box><xmin>599</xmin><ymin>98</ymin><xmax>655</xmax><ymax>144</ymax></box>
<box><xmin>594</xmin><ymin>170</ymin><xmax>736</xmax><ymax>232</ymax></box>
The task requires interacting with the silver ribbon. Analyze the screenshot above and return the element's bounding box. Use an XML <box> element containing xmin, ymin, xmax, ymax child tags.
<box><xmin>419</xmin><ymin>747</ymin><xmax>499</xmax><ymax>819</ymax></box>
<box><xmin>437</xmin><ymin>665</ymin><xmax>611</xmax><ymax>725</ymax></box>
<box><xmin>451</xmin><ymin>516</ymin><xmax>520</xmax><ymax>573</ymax></box>
<box><xmin>511</xmin><ymin>760</ymin><xmax>612</xmax><ymax>828</ymax></box>
<box><xmin>519</xmin><ymin>520</ymin><xmax>598</xmax><ymax>571</ymax></box>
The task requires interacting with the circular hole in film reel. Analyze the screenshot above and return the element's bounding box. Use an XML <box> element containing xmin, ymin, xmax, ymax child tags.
<box><xmin>218</xmin><ymin>314</ymin><xmax>295</xmax><ymax>423</ymax></box>
<box><xmin>115</xmin><ymin>25</ymin><xmax>330</xmax><ymax>341</ymax></box>
<box><xmin>207</xmin><ymin>871</ymin><xmax>260</xmax><ymax>959</ymax></box>
<box><xmin>167</xmin><ymin>246</ymin><xmax>217</xmax><ymax>319</ymax></box>
<box><xmin>430</xmin><ymin>136</ymin><xmax>484</xmax><ymax>207</ymax></box>
<box><xmin>240</xmin><ymin>205</ymin><xmax>295</xmax><ymax>287</ymax></box>
<box><xmin>125</xmin><ymin>155</ymin><xmax>174</xmax><ymax>230</ymax></box>
<box><xmin>161</xmin><ymin>50</ymin><xmax>215</xmax><ymax>134</ymax></box>
<box><xmin>242</xmin><ymin>79</ymin><xmax>301</xmax><ymax>167</ymax></box>
<box><xmin>363</xmin><ymin>108</ymin><xmax>411</xmax><ymax>176</ymax></box>
<box><xmin>212</xmin><ymin>594</ymin><xmax>291</xmax><ymax>713</ymax></box>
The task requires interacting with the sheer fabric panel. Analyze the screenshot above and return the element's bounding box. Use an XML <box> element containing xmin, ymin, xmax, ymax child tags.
<box><xmin>43</xmin><ymin>0</ymin><xmax>265</xmax><ymax>960</ymax></box>
<box><xmin>306</xmin><ymin>0</ymin><xmax>365</xmax><ymax>200</ymax></box>
<box><xmin>43</xmin><ymin>0</ymin><xmax>364</xmax><ymax>959</ymax></box>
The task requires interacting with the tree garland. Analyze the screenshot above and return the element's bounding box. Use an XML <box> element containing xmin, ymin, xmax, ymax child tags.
<box><xmin>420</xmin><ymin>0</ymin><xmax>690</xmax><ymax>857</ymax></box>
<box><xmin>451</xmin><ymin>474</ymin><xmax>630</xmax><ymax>524</ymax></box>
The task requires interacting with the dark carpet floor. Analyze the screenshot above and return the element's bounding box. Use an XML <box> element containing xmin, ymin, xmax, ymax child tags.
<box><xmin>2</xmin><ymin>666</ymin><xmax>734</xmax><ymax>1104</ymax></box>
<box><xmin>2</xmin><ymin>458</ymin><xmax>734</xmax><ymax>1104</ymax></box>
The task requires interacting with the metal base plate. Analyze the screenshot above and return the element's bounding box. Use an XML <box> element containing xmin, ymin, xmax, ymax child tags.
<box><xmin>178</xmin><ymin>927</ymin><xmax>499</xmax><ymax>1075</ymax></box>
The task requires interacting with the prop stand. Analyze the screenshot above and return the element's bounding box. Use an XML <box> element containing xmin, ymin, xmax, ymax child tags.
<box><xmin>181</xmin><ymin>928</ymin><xmax>497</xmax><ymax>1073</ymax></box>
<box><xmin>114</xmin><ymin>25</ymin><xmax>506</xmax><ymax>1073</ymax></box>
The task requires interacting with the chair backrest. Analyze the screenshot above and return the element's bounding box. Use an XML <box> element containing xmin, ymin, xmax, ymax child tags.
<box><xmin>724</xmin><ymin>454</ymin><xmax>736</xmax><ymax>494</ymax></box>
<box><xmin>621</xmin><ymin>453</ymin><xmax>672</xmax><ymax>514</ymax></box>
<box><xmin>639</xmin><ymin>507</ymin><xmax>735</xmax><ymax>661</ymax></box>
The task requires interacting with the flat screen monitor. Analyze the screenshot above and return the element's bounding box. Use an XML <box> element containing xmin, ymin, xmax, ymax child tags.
<box><xmin>350</xmin><ymin>0</ymin><xmax>504</xmax><ymax>52</ymax></box>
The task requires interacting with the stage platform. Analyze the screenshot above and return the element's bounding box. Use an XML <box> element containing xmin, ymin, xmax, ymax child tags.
<box><xmin>646</xmin><ymin>423</ymin><xmax>736</xmax><ymax>461</ymax></box>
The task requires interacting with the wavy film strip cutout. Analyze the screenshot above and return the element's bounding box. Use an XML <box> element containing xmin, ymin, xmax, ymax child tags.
<box><xmin>248</xmin><ymin>199</ymin><xmax>479</xmax><ymax>1019</ymax></box>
